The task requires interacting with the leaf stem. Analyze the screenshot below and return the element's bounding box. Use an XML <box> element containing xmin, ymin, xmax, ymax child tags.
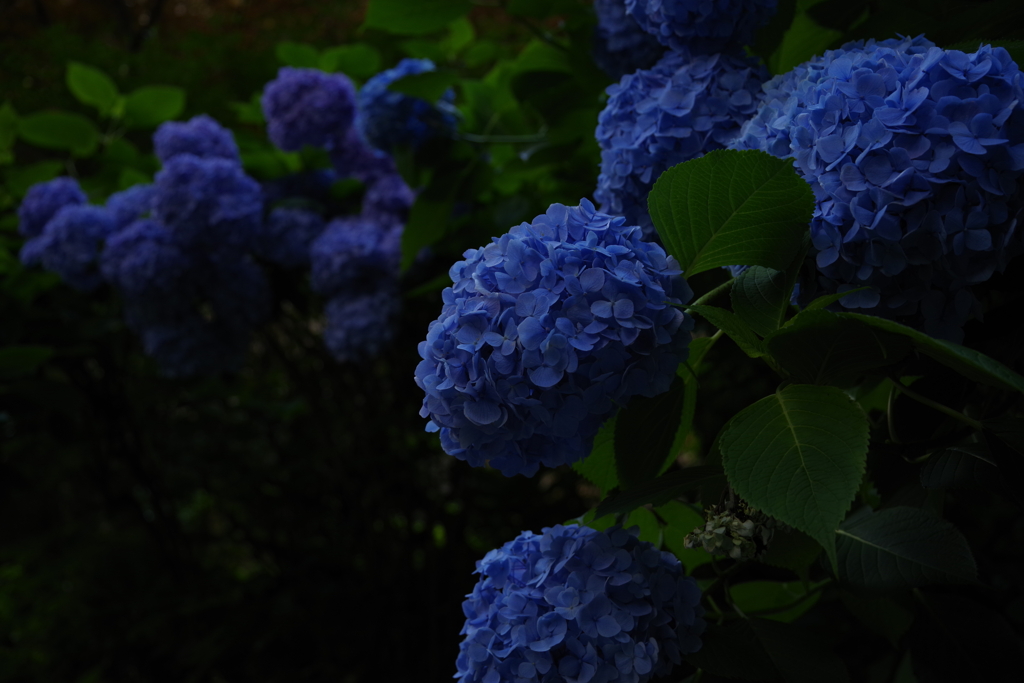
<box><xmin>889</xmin><ymin>376</ymin><xmax>983</xmax><ymax>432</ymax></box>
<box><xmin>689</xmin><ymin>278</ymin><xmax>734</xmax><ymax>308</ymax></box>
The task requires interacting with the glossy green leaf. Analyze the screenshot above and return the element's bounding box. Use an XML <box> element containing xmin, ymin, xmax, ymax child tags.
<box><xmin>320</xmin><ymin>43</ymin><xmax>382</xmax><ymax>78</ymax></box>
<box><xmin>615</xmin><ymin>376</ymin><xmax>686</xmax><ymax>490</ymax></box>
<box><xmin>731</xmin><ymin>265</ymin><xmax>794</xmax><ymax>337</ymax></box>
<box><xmin>721</xmin><ymin>384</ymin><xmax>869</xmax><ymax>572</ymax></box>
<box><xmin>123</xmin><ymin>86</ymin><xmax>186</xmax><ymax>128</ymax></box>
<box><xmin>835</xmin><ymin>506</ymin><xmax>978</xmax><ymax>589</ymax></box>
<box><xmin>835</xmin><ymin>312</ymin><xmax>1024</xmax><ymax>394</ymax></box>
<box><xmin>388</xmin><ymin>70</ymin><xmax>458</xmax><ymax>102</ymax></box>
<box><xmin>594</xmin><ymin>465</ymin><xmax>726</xmax><ymax>517</ymax></box>
<box><xmin>66</xmin><ymin>62</ymin><xmax>119</xmax><ymax>115</ymax></box>
<box><xmin>765</xmin><ymin>310</ymin><xmax>913</xmax><ymax>386</ymax></box>
<box><xmin>275</xmin><ymin>41</ymin><xmax>320</xmax><ymax>68</ymax></box>
<box><xmin>574</xmin><ymin>417</ymin><xmax>618</xmax><ymax>494</ymax></box>
<box><xmin>17</xmin><ymin>111</ymin><xmax>99</xmax><ymax>156</ymax></box>
<box><xmin>648</xmin><ymin>149</ymin><xmax>814</xmax><ymax>276</ymax></box>
<box><xmin>799</xmin><ymin>287</ymin><xmax>871</xmax><ymax>312</ymax></box>
<box><xmin>363</xmin><ymin>0</ymin><xmax>471</xmax><ymax>36</ymax></box>
<box><xmin>688</xmin><ymin>304</ymin><xmax>765</xmax><ymax>358</ymax></box>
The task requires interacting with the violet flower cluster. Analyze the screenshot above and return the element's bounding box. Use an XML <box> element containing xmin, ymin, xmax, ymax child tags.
<box><xmin>595</xmin><ymin>50</ymin><xmax>768</xmax><ymax>235</ymax></box>
<box><xmin>732</xmin><ymin>37</ymin><xmax>1024</xmax><ymax>340</ymax></box>
<box><xmin>456</xmin><ymin>524</ymin><xmax>706</xmax><ymax>683</ymax></box>
<box><xmin>625</xmin><ymin>0</ymin><xmax>778</xmax><ymax>55</ymax></box>
<box><xmin>592</xmin><ymin>0</ymin><xmax>665</xmax><ymax>81</ymax></box>
<box><xmin>358</xmin><ymin>58</ymin><xmax>459</xmax><ymax>153</ymax></box>
<box><xmin>415</xmin><ymin>200</ymin><xmax>693</xmax><ymax>478</ymax></box>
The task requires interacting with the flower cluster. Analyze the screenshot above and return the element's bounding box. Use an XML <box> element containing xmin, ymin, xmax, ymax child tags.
<box><xmin>358</xmin><ymin>58</ymin><xmax>459</xmax><ymax>153</ymax></box>
<box><xmin>625</xmin><ymin>0</ymin><xmax>778</xmax><ymax>55</ymax></box>
<box><xmin>732</xmin><ymin>37</ymin><xmax>1024</xmax><ymax>339</ymax></box>
<box><xmin>153</xmin><ymin>113</ymin><xmax>241</xmax><ymax>162</ymax></box>
<box><xmin>683</xmin><ymin>501</ymin><xmax>776</xmax><ymax>560</ymax></box>
<box><xmin>592</xmin><ymin>0</ymin><xmax>665</xmax><ymax>81</ymax></box>
<box><xmin>261</xmin><ymin>67</ymin><xmax>358</xmax><ymax>152</ymax></box>
<box><xmin>595</xmin><ymin>50</ymin><xmax>767</xmax><ymax>235</ymax></box>
<box><xmin>456</xmin><ymin>524</ymin><xmax>705</xmax><ymax>683</ymax></box>
<box><xmin>415</xmin><ymin>200</ymin><xmax>693</xmax><ymax>477</ymax></box>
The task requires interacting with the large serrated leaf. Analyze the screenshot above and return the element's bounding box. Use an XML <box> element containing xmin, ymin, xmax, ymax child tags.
<box><xmin>363</xmin><ymin>0</ymin><xmax>471</xmax><ymax>36</ymax></box>
<box><xmin>835</xmin><ymin>506</ymin><xmax>978</xmax><ymax>589</ymax></box>
<box><xmin>835</xmin><ymin>313</ymin><xmax>1024</xmax><ymax>394</ymax></box>
<box><xmin>594</xmin><ymin>466</ymin><xmax>726</xmax><ymax>518</ymax></box>
<box><xmin>765</xmin><ymin>310</ymin><xmax>912</xmax><ymax>386</ymax></box>
<box><xmin>615</xmin><ymin>376</ymin><xmax>686</xmax><ymax>489</ymax></box>
<box><xmin>731</xmin><ymin>266</ymin><xmax>793</xmax><ymax>337</ymax></box>
<box><xmin>648</xmin><ymin>149</ymin><xmax>814</xmax><ymax>277</ymax></box>
<box><xmin>688</xmin><ymin>304</ymin><xmax>765</xmax><ymax>358</ymax></box>
<box><xmin>721</xmin><ymin>385</ymin><xmax>869</xmax><ymax>572</ymax></box>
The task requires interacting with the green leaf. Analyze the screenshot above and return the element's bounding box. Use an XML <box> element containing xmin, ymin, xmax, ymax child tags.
<box><xmin>594</xmin><ymin>466</ymin><xmax>726</xmax><ymax>517</ymax></box>
<box><xmin>513</xmin><ymin>40</ymin><xmax>572</xmax><ymax>74</ymax></box>
<box><xmin>919</xmin><ymin>446</ymin><xmax>997</xmax><ymax>490</ymax></box>
<box><xmin>721</xmin><ymin>384</ymin><xmax>869</xmax><ymax>572</ymax></box>
<box><xmin>687</xmin><ymin>304</ymin><xmax>765</xmax><ymax>357</ymax></box>
<box><xmin>320</xmin><ymin>43</ymin><xmax>382</xmax><ymax>78</ymax></box>
<box><xmin>658</xmin><ymin>500</ymin><xmax>713</xmax><ymax>571</ymax></box>
<box><xmin>731</xmin><ymin>265</ymin><xmax>794</xmax><ymax>337</ymax></box>
<box><xmin>765</xmin><ymin>310</ymin><xmax>913</xmax><ymax>386</ymax></box>
<box><xmin>123</xmin><ymin>86</ymin><xmax>186</xmax><ymax>129</ymax></box>
<box><xmin>647</xmin><ymin>149</ymin><xmax>814</xmax><ymax>277</ymax></box>
<box><xmin>363</xmin><ymin>0</ymin><xmax>471</xmax><ymax>36</ymax></box>
<box><xmin>0</xmin><ymin>345</ymin><xmax>53</xmax><ymax>379</ymax></box>
<box><xmin>840</xmin><ymin>592</ymin><xmax>914</xmax><ymax>646</ymax></box>
<box><xmin>749</xmin><ymin>618</ymin><xmax>850</xmax><ymax>683</ymax></box>
<box><xmin>835</xmin><ymin>506</ymin><xmax>978</xmax><ymax>589</ymax></box>
<box><xmin>835</xmin><ymin>312</ymin><xmax>1024</xmax><ymax>394</ymax></box>
<box><xmin>800</xmin><ymin>287</ymin><xmax>871</xmax><ymax>312</ymax></box>
<box><xmin>759</xmin><ymin>526</ymin><xmax>822</xmax><ymax>574</ymax></box>
<box><xmin>17</xmin><ymin>111</ymin><xmax>99</xmax><ymax>156</ymax></box>
<box><xmin>66</xmin><ymin>62</ymin><xmax>119</xmax><ymax>115</ymax></box>
<box><xmin>615</xmin><ymin>376</ymin><xmax>686</xmax><ymax>489</ymax></box>
<box><xmin>275</xmin><ymin>41</ymin><xmax>320</xmax><ymax>68</ymax></box>
<box><xmin>441</xmin><ymin>16</ymin><xmax>475</xmax><ymax>58</ymax></box>
<box><xmin>0</xmin><ymin>101</ymin><xmax>17</xmax><ymax>161</ymax></box>
<box><xmin>388</xmin><ymin>70</ymin><xmax>458</xmax><ymax>102</ymax></box>
<box><xmin>729</xmin><ymin>580</ymin><xmax>826</xmax><ymax>622</ymax></box>
<box><xmin>401</xmin><ymin>198</ymin><xmax>452</xmax><ymax>271</ymax></box>
<box><xmin>3</xmin><ymin>160</ymin><xmax>63</xmax><ymax>197</ymax></box>
<box><xmin>574</xmin><ymin>417</ymin><xmax>618</xmax><ymax>494</ymax></box>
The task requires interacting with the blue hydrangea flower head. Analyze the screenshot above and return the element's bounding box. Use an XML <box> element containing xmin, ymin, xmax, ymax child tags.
<box><xmin>329</xmin><ymin>126</ymin><xmax>399</xmax><ymax>183</ymax></box>
<box><xmin>595</xmin><ymin>49</ymin><xmax>768</xmax><ymax>236</ymax></box>
<box><xmin>732</xmin><ymin>37</ymin><xmax>1024</xmax><ymax>340</ymax></box>
<box><xmin>415</xmin><ymin>200</ymin><xmax>693</xmax><ymax>478</ymax></box>
<box><xmin>18</xmin><ymin>176</ymin><xmax>87</xmax><ymax>239</ymax></box>
<box><xmin>323</xmin><ymin>288</ymin><xmax>399</xmax><ymax>362</ymax></box>
<box><xmin>105</xmin><ymin>184</ymin><xmax>155</xmax><ymax>230</ymax></box>
<box><xmin>101</xmin><ymin>219</ymin><xmax>197</xmax><ymax>307</ymax></box>
<box><xmin>309</xmin><ymin>217</ymin><xmax>401</xmax><ymax>297</ymax></box>
<box><xmin>153</xmin><ymin>114</ymin><xmax>240</xmax><ymax>163</ymax></box>
<box><xmin>626</xmin><ymin>0</ymin><xmax>778</xmax><ymax>54</ymax></box>
<box><xmin>358</xmin><ymin>58</ymin><xmax>459</xmax><ymax>152</ymax></box>
<box><xmin>262</xmin><ymin>67</ymin><xmax>358</xmax><ymax>152</ymax></box>
<box><xmin>254</xmin><ymin>207</ymin><xmax>326</xmax><ymax>268</ymax></box>
<box><xmin>152</xmin><ymin>153</ymin><xmax>263</xmax><ymax>251</ymax></box>
<box><xmin>592</xmin><ymin>0</ymin><xmax>665</xmax><ymax>81</ymax></box>
<box><xmin>362</xmin><ymin>172</ymin><xmax>415</xmax><ymax>227</ymax></box>
<box><xmin>456</xmin><ymin>524</ymin><xmax>705</xmax><ymax>683</ymax></box>
<box><xmin>25</xmin><ymin>205</ymin><xmax>116</xmax><ymax>291</ymax></box>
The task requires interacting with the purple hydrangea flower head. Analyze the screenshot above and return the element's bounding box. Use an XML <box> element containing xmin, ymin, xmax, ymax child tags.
<box><xmin>17</xmin><ymin>176</ymin><xmax>86</xmax><ymax>239</ymax></box>
<box><xmin>137</xmin><ymin>314</ymin><xmax>250</xmax><ymax>378</ymax></box>
<box><xmin>362</xmin><ymin>172</ymin><xmax>415</xmax><ymax>227</ymax></box>
<box><xmin>415</xmin><ymin>200</ymin><xmax>693</xmax><ymax>477</ymax></box>
<box><xmin>105</xmin><ymin>184</ymin><xmax>155</xmax><ymax>230</ymax></box>
<box><xmin>254</xmin><ymin>207</ymin><xmax>326</xmax><ymax>268</ymax></box>
<box><xmin>152</xmin><ymin>153</ymin><xmax>263</xmax><ymax>251</ymax></box>
<box><xmin>153</xmin><ymin>114</ymin><xmax>240</xmax><ymax>163</ymax></box>
<box><xmin>25</xmin><ymin>205</ymin><xmax>116</xmax><ymax>291</ymax></box>
<box><xmin>323</xmin><ymin>288</ymin><xmax>400</xmax><ymax>362</ymax></box>
<box><xmin>309</xmin><ymin>217</ymin><xmax>401</xmax><ymax>297</ymax></box>
<box><xmin>100</xmin><ymin>219</ymin><xmax>196</xmax><ymax>305</ymax></box>
<box><xmin>595</xmin><ymin>49</ymin><xmax>768</xmax><ymax>236</ymax></box>
<box><xmin>329</xmin><ymin>126</ymin><xmax>399</xmax><ymax>183</ymax></box>
<box><xmin>262</xmin><ymin>67</ymin><xmax>358</xmax><ymax>152</ymax></box>
<box><xmin>592</xmin><ymin>0</ymin><xmax>666</xmax><ymax>81</ymax></box>
<box><xmin>456</xmin><ymin>524</ymin><xmax>705</xmax><ymax>683</ymax></box>
<box><xmin>732</xmin><ymin>37</ymin><xmax>1024</xmax><ymax>340</ymax></box>
<box><xmin>625</xmin><ymin>0</ymin><xmax>778</xmax><ymax>54</ymax></box>
<box><xmin>358</xmin><ymin>58</ymin><xmax>459</xmax><ymax>152</ymax></box>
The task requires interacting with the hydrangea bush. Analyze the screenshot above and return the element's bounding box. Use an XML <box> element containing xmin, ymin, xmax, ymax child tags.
<box><xmin>625</xmin><ymin>0</ymin><xmax>779</xmax><ymax>55</ymax></box>
<box><xmin>456</xmin><ymin>524</ymin><xmax>705</xmax><ymax>683</ymax></box>
<box><xmin>415</xmin><ymin>200</ymin><xmax>693</xmax><ymax>477</ymax></box>
<box><xmin>733</xmin><ymin>36</ymin><xmax>1024</xmax><ymax>339</ymax></box>
<box><xmin>591</xmin><ymin>0</ymin><xmax>665</xmax><ymax>81</ymax></box>
<box><xmin>358</xmin><ymin>58</ymin><xmax>459</xmax><ymax>152</ymax></box>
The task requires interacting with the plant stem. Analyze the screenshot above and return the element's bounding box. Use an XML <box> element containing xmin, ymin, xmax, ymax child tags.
<box><xmin>689</xmin><ymin>278</ymin><xmax>735</xmax><ymax>308</ymax></box>
<box><xmin>889</xmin><ymin>376</ymin><xmax>983</xmax><ymax>431</ymax></box>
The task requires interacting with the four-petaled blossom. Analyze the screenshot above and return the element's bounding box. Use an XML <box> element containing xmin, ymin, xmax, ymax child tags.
<box><xmin>456</xmin><ymin>524</ymin><xmax>705</xmax><ymax>683</ymax></box>
<box><xmin>415</xmin><ymin>200</ymin><xmax>693</xmax><ymax>478</ymax></box>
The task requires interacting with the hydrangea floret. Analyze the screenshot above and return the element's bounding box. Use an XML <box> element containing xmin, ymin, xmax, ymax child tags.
<box><xmin>625</xmin><ymin>0</ymin><xmax>778</xmax><ymax>55</ymax></box>
<box><xmin>592</xmin><ymin>0</ymin><xmax>665</xmax><ymax>81</ymax></box>
<box><xmin>153</xmin><ymin>114</ymin><xmax>241</xmax><ymax>163</ymax></box>
<box><xmin>415</xmin><ymin>200</ymin><xmax>693</xmax><ymax>477</ymax></box>
<box><xmin>309</xmin><ymin>217</ymin><xmax>401</xmax><ymax>297</ymax></box>
<box><xmin>456</xmin><ymin>524</ymin><xmax>705</xmax><ymax>683</ymax></box>
<box><xmin>358</xmin><ymin>58</ymin><xmax>459</xmax><ymax>153</ymax></box>
<box><xmin>323</xmin><ymin>289</ymin><xmax>400</xmax><ymax>362</ymax></box>
<box><xmin>731</xmin><ymin>36</ymin><xmax>1024</xmax><ymax>340</ymax></box>
<box><xmin>595</xmin><ymin>49</ymin><xmax>767</xmax><ymax>235</ymax></box>
<box><xmin>261</xmin><ymin>67</ymin><xmax>358</xmax><ymax>152</ymax></box>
